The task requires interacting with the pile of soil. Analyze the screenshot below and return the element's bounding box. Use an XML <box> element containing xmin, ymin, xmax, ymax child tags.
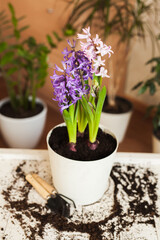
<box><xmin>103</xmin><ymin>96</ymin><xmax>132</xmax><ymax>114</ymax></box>
<box><xmin>0</xmin><ymin>100</ymin><xmax>43</xmax><ymax>119</ymax></box>
<box><xmin>49</xmin><ymin>126</ymin><xmax>117</xmax><ymax>161</ymax></box>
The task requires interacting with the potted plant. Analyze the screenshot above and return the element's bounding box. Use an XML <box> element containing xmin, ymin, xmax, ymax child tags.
<box><xmin>132</xmin><ymin>49</ymin><xmax>160</xmax><ymax>153</ymax></box>
<box><xmin>47</xmin><ymin>27</ymin><xmax>118</xmax><ymax>206</ymax></box>
<box><xmin>63</xmin><ymin>0</ymin><xmax>158</xmax><ymax>142</ymax></box>
<box><xmin>0</xmin><ymin>3</ymin><xmax>51</xmax><ymax>148</ymax></box>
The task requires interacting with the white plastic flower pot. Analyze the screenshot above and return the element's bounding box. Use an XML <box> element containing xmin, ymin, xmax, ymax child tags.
<box><xmin>100</xmin><ymin>97</ymin><xmax>132</xmax><ymax>143</ymax></box>
<box><xmin>47</xmin><ymin>123</ymin><xmax>118</xmax><ymax>206</ymax></box>
<box><xmin>152</xmin><ymin>134</ymin><xmax>160</xmax><ymax>153</ymax></box>
<box><xmin>0</xmin><ymin>97</ymin><xmax>47</xmax><ymax>148</ymax></box>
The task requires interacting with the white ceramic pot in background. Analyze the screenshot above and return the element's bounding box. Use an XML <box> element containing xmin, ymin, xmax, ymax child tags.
<box><xmin>152</xmin><ymin>134</ymin><xmax>160</xmax><ymax>153</ymax></box>
<box><xmin>100</xmin><ymin>97</ymin><xmax>133</xmax><ymax>143</ymax></box>
<box><xmin>47</xmin><ymin>123</ymin><xmax>118</xmax><ymax>206</ymax></box>
<box><xmin>0</xmin><ymin>97</ymin><xmax>47</xmax><ymax>148</ymax></box>
<box><xmin>100</xmin><ymin>110</ymin><xmax>132</xmax><ymax>143</ymax></box>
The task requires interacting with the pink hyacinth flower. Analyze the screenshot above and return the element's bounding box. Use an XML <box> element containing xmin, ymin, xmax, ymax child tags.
<box><xmin>95</xmin><ymin>67</ymin><xmax>110</xmax><ymax>78</ymax></box>
<box><xmin>80</xmin><ymin>41</ymin><xmax>92</xmax><ymax>51</ymax></box>
<box><xmin>96</xmin><ymin>42</ymin><xmax>113</xmax><ymax>57</ymax></box>
<box><xmin>77</xmin><ymin>26</ymin><xmax>91</xmax><ymax>39</ymax></box>
<box><xmin>85</xmin><ymin>46</ymin><xmax>96</xmax><ymax>61</ymax></box>
<box><xmin>103</xmin><ymin>45</ymin><xmax>114</xmax><ymax>58</ymax></box>
<box><xmin>93</xmin><ymin>56</ymin><xmax>105</xmax><ymax>69</ymax></box>
<box><xmin>93</xmin><ymin>34</ymin><xmax>101</xmax><ymax>45</ymax></box>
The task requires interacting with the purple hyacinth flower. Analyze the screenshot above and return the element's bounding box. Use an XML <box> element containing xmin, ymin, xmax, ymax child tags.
<box><xmin>50</xmin><ymin>40</ymin><xmax>93</xmax><ymax>113</ymax></box>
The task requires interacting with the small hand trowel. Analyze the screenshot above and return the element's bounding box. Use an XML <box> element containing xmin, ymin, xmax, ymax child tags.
<box><xmin>26</xmin><ymin>173</ymin><xmax>75</xmax><ymax>218</ymax></box>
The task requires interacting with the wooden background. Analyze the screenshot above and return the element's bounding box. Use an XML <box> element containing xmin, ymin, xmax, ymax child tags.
<box><xmin>1</xmin><ymin>0</ymin><xmax>155</xmax><ymax>112</ymax></box>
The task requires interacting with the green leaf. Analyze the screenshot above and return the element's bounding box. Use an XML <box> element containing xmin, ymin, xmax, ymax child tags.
<box><xmin>132</xmin><ymin>81</ymin><xmax>143</xmax><ymax>90</ymax></box>
<box><xmin>138</xmin><ymin>85</ymin><xmax>147</xmax><ymax>95</ymax></box>
<box><xmin>81</xmin><ymin>95</ymin><xmax>94</xmax><ymax>124</ymax></box>
<box><xmin>8</xmin><ymin>3</ymin><xmax>18</xmax><ymax>28</ymax></box>
<box><xmin>153</xmin><ymin>117</ymin><xmax>158</xmax><ymax>130</ymax></box>
<box><xmin>53</xmin><ymin>31</ymin><xmax>63</xmax><ymax>42</ymax></box>
<box><xmin>146</xmin><ymin>57</ymin><xmax>160</xmax><ymax>65</ymax></box>
<box><xmin>77</xmin><ymin>100</ymin><xmax>88</xmax><ymax>133</ymax></box>
<box><xmin>14</xmin><ymin>29</ymin><xmax>20</xmax><ymax>39</ymax></box>
<box><xmin>46</xmin><ymin>34</ymin><xmax>57</xmax><ymax>48</ymax></box>
<box><xmin>0</xmin><ymin>10</ymin><xmax>6</xmax><ymax>18</ymax></box>
<box><xmin>19</xmin><ymin>25</ymin><xmax>29</xmax><ymax>33</ymax></box>
<box><xmin>26</xmin><ymin>36</ymin><xmax>36</xmax><ymax>47</ymax></box>
<box><xmin>6</xmin><ymin>67</ymin><xmax>18</xmax><ymax>76</ymax></box>
<box><xmin>63</xmin><ymin>107</ymin><xmax>77</xmax><ymax>143</ymax></box>
<box><xmin>95</xmin><ymin>87</ymin><xmax>106</xmax><ymax>121</ymax></box>
<box><xmin>93</xmin><ymin>86</ymin><xmax>106</xmax><ymax>141</ymax></box>
<box><xmin>63</xmin><ymin>24</ymin><xmax>76</xmax><ymax>36</ymax></box>
<box><xmin>17</xmin><ymin>15</ymin><xmax>26</xmax><ymax>22</ymax></box>
<box><xmin>8</xmin><ymin>3</ymin><xmax>15</xmax><ymax>18</ymax></box>
<box><xmin>0</xmin><ymin>42</ymin><xmax>7</xmax><ymax>53</ymax></box>
<box><xmin>0</xmin><ymin>51</ymin><xmax>14</xmax><ymax>66</ymax></box>
<box><xmin>17</xmin><ymin>48</ymin><xmax>29</xmax><ymax>58</ymax></box>
<box><xmin>149</xmin><ymin>82</ymin><xmax>156</xmax><ymax>95</ymax></box>
<box><xmin>69</xmin><ymin>103</ymin><xmax>75</xmax><ymax>123</ymax></box>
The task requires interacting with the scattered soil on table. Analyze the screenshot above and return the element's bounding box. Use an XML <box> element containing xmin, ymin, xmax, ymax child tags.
<box><xmin>103</xmin><ymin>96</ymin><xmax>132</xmax><ymax>114</ymax></box>
<box><xmin>1</xmin><ymin>161</ymin><xmax>159</xmax><ymax>240</ymax></box>
<box><xmin>0</xmin><ymin>100</ymin><xmax>43</xmax><ymax>118</ymax></box>
<box><xmin>49</xmin><ymin>126</ymin><xmax>117</xmax><ymax>161</ymax></box>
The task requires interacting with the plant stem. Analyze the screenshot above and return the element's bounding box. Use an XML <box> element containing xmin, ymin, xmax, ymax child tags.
<box><xmin>77</xmin><ymin>100</ymin><xmax>88</xmax><ymax>135</ymax></box>
<box><xmin>2</xmin><ymin>70</ymin><xmax>17</xmax><ymax>110</ymax></box>
<box><xmin>63</xmin><ymin>104</ymin><xmax>78</xmax><ymax>151</ymax></box>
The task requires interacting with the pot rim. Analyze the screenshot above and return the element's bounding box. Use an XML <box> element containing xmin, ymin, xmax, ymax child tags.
<box><xmin>0</xmin><ymin>97</ymin><xmax>47</xmax><ymax>122</ymax></box>
<box><xmin>47</xmin><ymin>122</ymin><xmax>118</xmax><ymax>163</ymax></box>
<box><xmin>102</xmin><ymin>95</ymin><xmax>133</xmax><ymax>115</ymax></box>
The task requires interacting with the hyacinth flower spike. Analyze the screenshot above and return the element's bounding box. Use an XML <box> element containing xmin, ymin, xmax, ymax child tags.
<box><xmin>77</xmin><ymin>27</ymin><xmax>113</xmax><ymax>150</ymax></box>
<box><xmin>51</xmin><ymin>40</ymin><xmax>92</xmax><ymax>151</ymax></box>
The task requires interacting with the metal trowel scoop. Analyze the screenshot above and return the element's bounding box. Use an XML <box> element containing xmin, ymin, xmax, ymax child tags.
<box><xmin>26</xmin><ymin>173</ymin><xmax>75</xmax><ymax>218</ymax></box>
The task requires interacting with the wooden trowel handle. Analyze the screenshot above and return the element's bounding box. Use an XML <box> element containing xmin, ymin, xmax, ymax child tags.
<box><xmin>26</xmin><ymin>173</ymin><xmax>50</xmax><ymax>200</ymax></box>
<box><xmin>31</xmin><ymin>173</ymin><xmax>55</xmax><ymax>194</ymax></box>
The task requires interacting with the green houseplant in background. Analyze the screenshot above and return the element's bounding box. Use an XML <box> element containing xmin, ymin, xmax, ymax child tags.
<box><xmin>0</xmin><ymin>3</ymin><xmax>50</xmax><ymax>114</ymax></box>
<box><xmin>0</xmin><ymin>3</ymin><xmax>55</xmax><ymax>148</ymax></box>
<box><xmin>63</xmin><ymin>0</ymin><xmax>159</xmax><ymax>143</ymax></box>
<box><xmin>133</xmin><ymin>39</ymin><xmax>160</xmax><ymax>153</ymax></box>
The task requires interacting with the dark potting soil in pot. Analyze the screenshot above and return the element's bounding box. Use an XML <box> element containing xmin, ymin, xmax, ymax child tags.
<box><xmin>49</xmin><ymin>126</ymin><xmax>117</xmax><ymax>161</ymax></box>
<box><xmin>153</xmin><ymin>127</ymin><xmax>160</xmax><ymax>140</ymax></box>
<box><xmin>0</xmin><ymin>100</ymin><xmax>44</xmax><ymax>118</ymax></box>
<box><xmin>103</xmin><ymin>96</ymin><xmax>132</xmax><ymax>114</ymax></box>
